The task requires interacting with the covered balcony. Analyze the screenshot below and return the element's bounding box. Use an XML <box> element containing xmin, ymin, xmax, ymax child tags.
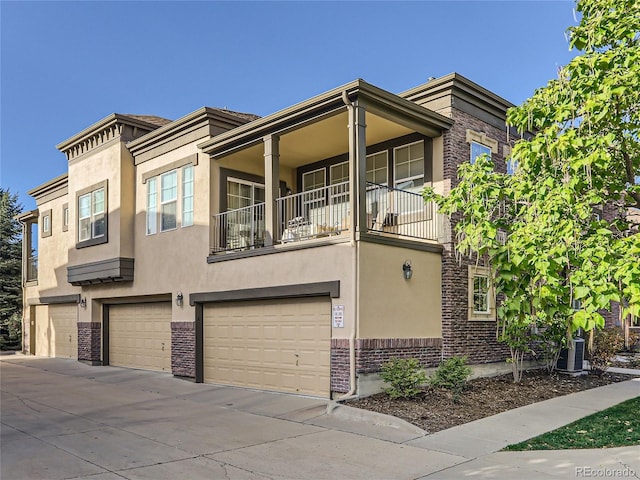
<box><xmin>201</xmin><ymin>79</ymin><xmax>452</xmax><ymax>258</ymax></box>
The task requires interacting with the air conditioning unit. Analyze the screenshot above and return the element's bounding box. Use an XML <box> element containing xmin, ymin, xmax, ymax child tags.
<box><xmin>557</xmin><ymin>338</ymin><xmax>585</xmax><ymax>372</ymax></box>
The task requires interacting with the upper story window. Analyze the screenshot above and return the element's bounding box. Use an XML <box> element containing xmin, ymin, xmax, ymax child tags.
<box><xmin>467</xmin><ymin>129</ymin><xmax>498</xmax><ymax>167</ymax></box>
<box><xmin>470</xmin><ymin>141</ymin><xmax>492</xmax><ymax>164</ymax></box>
<box><xmin>62</xmin><ymin>203</ymin><xmax>69</xmax><ymax>232</ymax></box>
<box><xmin>227</xmin><ymin>177</ymin><xmax>264</xmax><ymax>210</ymax></box>
<box><xmin>366</xmin><ymin>151</ymin><xmax>388</xmax><ymax>185</ymax></box>
<box><xmin>146</xmin><ymin>165</ymin><xmax>195</xmax><ymax>235</ymax></box>
<box><xmin>76</xmin><ymin>181</ymin><xmax>108</xmax><ymax>248</ymax></box>
<box><xmin>394</xmin><ymin>141</ymin><xmax>424</xmax><ymax>192</ymax></box>
<box><xmin>41</xmin><ymin>209</ymin><xmax>52</xmax><ymax>238</ymax></box>
<box><xmin>302</xmin><ymin>168</ymin><xmax>325</xmax><ymax>191</ymax></box>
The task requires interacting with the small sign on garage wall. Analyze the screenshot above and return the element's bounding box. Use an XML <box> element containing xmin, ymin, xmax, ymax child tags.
<box><xmin>332</xmin><ymin>305</ymin><xmax>345</xmax><ymax>328</ymax></box>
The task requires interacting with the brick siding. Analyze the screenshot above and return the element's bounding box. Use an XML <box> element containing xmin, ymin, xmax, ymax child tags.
<box><xmin>440</xmin><ymin>108</ymin><xmax>512</xmax><ymax>363</ymax></box>
<box><xmin>77</xmin><ymin>322</ymin><xmax>101</xmax><ymax>364</ymax></box>
<box><xmin>171</xmin><ymin>322</ymin><xmax>195</xmax><ymax>378</ymax></box>
<box><xmin>331</xmin><ymin>338</ymin><xmax>443</xmax><ymax>393</ymax></box>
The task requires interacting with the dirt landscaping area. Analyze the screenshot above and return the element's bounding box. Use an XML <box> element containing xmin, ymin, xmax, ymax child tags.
<box><xmin>348</xmin><ymin>369</ymin><xmax>636</xmax><ymax>434</ymax></box>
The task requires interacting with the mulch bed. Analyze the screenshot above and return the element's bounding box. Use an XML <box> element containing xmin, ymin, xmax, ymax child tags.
<box><xmin>347</xmin><ymin>369</ymin><xmax>636</xmax><ymax>434</ymax></box>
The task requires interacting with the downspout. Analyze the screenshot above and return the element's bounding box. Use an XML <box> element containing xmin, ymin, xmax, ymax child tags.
<box><xmin>17</xmin><ymin>217</ymin><xmax>26</xmax><ymax>355</ymax></box>
<box><xmin>335</xmin><ymin>90</ymin><xmax>358</xmax><ymax>402</ymax></box>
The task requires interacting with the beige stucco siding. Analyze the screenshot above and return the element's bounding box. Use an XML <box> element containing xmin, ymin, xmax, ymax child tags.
<box><xmin>67</xmin><ymin>141</ymin><xmax>127</xmax><ymax>266</ymax></box>
<box><xmin>34</xmin><ymin>194</ymin><xmax>77</xmax><ymax>297</ymax></box>
<box><xmin>357</xmin><ymin>242</ymin><xmax>442</xmax><ymax>338</ymax></box>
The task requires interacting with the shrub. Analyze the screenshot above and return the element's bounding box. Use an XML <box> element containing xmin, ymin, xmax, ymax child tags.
<box><xmin>429</xmin><ymin>356</ymin><xmax>472</xmax><ymax>396</ymax></box>
<box><xmin>379</xmin><ymin>358</ymin><xmax>427</xmax><ymax>399</ymax></box>
<box><xmin>0</xmin><ymin>313</ymin><xmax>22</xmax><ymax>351</ymax></box>
<box><xmin>588</xmin><ymin>327</ymin><xmax>625</xmax><ymax>376</ymax></box>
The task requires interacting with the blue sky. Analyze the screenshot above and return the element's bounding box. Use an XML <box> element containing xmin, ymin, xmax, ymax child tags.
<box><xmin>1</xmin><ymin>0</ymin><xmax>577</xmax><ymax>211</ymax></box>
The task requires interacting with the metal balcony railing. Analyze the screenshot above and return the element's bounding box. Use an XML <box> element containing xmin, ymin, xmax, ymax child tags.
<box><xmin>276</xmin><ymin>182</ymin><xmax>350</xmax><ymax>243</ymax></box>
<box><xmin>365</xmin><ymin>182</ymin><xmax>439</xmax><ymax>241</ymax></box>
<box><xmin>211</xmin><ymin>180</ymin><xmax>440</xmax><ymax>254</ymax></box>
<box><xmin>211</xmin><ymin>203</ymin><xmax>265</xmax><ymax>253</ymax></box>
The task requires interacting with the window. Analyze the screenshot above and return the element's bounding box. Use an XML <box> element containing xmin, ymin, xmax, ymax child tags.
<box><xmin>394</xmin><ymin>141</ymin><xmax>424</xmax><ymax>192</ymax></box>
<box><xmin>330</xmin><ymin>161</ymin><xmax>349</xmax><ymax>185</ymax></box>
<box><xmin>147</xmin><ymin>178</ymin><xmax>158</xmax><ymax>235</ymax></box>
<box><xmin>366</xmin><ymin>151</ymin><xmax>388</xmax><ymax>185</ymax></box>
<box><xmin>468</xmin><ymin>266</ymin><xmax>495</xmax><ymax>320</ymax></box>
<box><xmin>62</xmin><ymin>203</ymin><xmax>69</xmax><ymax>232</ymax></box>
<box><xmin>146</xmin><ymin>166</ymin><xmax>194</xmax><ymax>234</ymax></box>
<box><xmin>227</xmin><ymin>178</ymin><xmax>264</xmax><ymax>210</ymax></box>
<box><xmin>160</xmin><ymin>171</ymin><xmax>177</xmax><ymax>231</ymax></box>
<box><xmin>41</xmin><ymin>210</ymin><xmax>51</xmax><ymax>238</ymax></box>
<box><xmin>302</xmin><ymin>168</ymin><xmax>325</xmax><ymax>192</ymax></box>
<box><xmin>506</xmin><ymin>158</ymin><xmax>518</xmax><ymax>175</ymax></box>
<box><xmin>77</xmin><ymin>184</ymin><xmax>106</xmax><ymax>247</ymax></box>
<box><xmin>182</xmin><ymin>165</ymin><xmax>194</xmax><ymax>227</ymax></box>
<box><xmin>470</xmin><ymin>141</ymin><xmax>492</xmax><ymax>164</ymax></box>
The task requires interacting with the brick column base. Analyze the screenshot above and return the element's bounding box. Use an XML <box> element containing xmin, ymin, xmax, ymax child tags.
<box><xmin>171</xmin><ymin>322</ymin><xmax>195</xmax><ymax>379</ymax></box>
<box><xmin>78</xmin><ymin>322</ymin><xmax>101</xmax><ymax>365</ymax></box>
<box><xmin>330</xmin><ymin>338</ymin><xmax>443</xmax><ymax>393</ymax></box>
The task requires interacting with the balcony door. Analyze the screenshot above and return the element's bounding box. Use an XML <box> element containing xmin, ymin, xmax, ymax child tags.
<box><xmin>226</xmin><ymin>178</ymin><xmax>265</xmax><ymax>249</ymax></box>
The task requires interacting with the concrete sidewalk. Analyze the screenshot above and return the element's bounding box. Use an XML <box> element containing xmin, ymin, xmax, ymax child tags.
<box><xmin>1</xmin><ymin>354</ymin><xmax>639</xmax><ymax>479</ymax></box>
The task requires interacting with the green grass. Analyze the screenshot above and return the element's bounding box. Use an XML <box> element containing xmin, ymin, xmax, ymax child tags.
<box><xmin>504</xmin><ymin>396</ymin><xmax>640</xmax><ymax>451</ymax></box>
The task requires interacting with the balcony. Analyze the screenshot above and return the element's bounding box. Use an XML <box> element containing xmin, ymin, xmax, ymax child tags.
<box><xmin>211</xmin><ymin>182</ymin><xmax>440</xmax><ymax>254</ymax></box>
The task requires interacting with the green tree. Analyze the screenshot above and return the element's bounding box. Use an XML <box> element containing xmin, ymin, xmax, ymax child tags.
<box><xmin>0</xmin><ymin>188</ymin><xmax>23</xmax><ymax>342</ymax></box>
<box><xmin>425</xmin><ymin>0</ymin><xmax>640</xmax><ymax>382</ymax></box>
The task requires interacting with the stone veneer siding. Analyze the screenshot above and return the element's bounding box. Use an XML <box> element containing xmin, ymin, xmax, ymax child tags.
<box><xmin>171</xmin><ymin>322</ymin><xmax>195</xmax><ymax>378</ymax></box>
<box><xmin>331</xmin><ymin>338</ymin><xmax>442</xmax><ymax>393</ymax></box>
<box><xmin>77</xmin><ymin>322</ymin><xmax>101</xmax><ymax>364</ymax></box>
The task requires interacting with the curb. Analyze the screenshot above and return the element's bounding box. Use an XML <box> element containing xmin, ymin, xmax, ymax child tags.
<box><xmin>327</xmin><ymin>402</ymin><xmax>427</xmax><ymax>437</ymax></box>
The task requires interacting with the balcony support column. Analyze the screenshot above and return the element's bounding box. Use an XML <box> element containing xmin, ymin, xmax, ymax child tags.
<box><xmin>263</xmin><ymin>134</ymin><xmax>280</xmax><ymax>246</ymax></box>
<box><xmin>347</xmin><ymin>100</ymin><xmax>367</xmax><ymax>235</ymax></box>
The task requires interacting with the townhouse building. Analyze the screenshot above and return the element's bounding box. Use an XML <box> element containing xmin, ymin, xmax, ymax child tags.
<box><xmin>19</xmin><ymin>73</ymin><xmax>515</xmax><ymax>398</ymax></box>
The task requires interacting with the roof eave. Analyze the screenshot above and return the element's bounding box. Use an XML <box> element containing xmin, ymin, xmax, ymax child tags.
<box><xmin>199</xmin><ymin>79</ymin><xmax>453</xmax><ymax>157</ymax></box>
<box><xmin>26</xmin><ymin>173</ymin><xmax>68</xmax><ymax>199</ymax></box>
<box><xmin>127</xmin><ymin>107</ymin><xmax>254</xmax><ymax>155</ymax></box>
<box><xmin>56</xmin><ymin>114</ymin><xmax>162</xmax><ymax>152</ymax></box>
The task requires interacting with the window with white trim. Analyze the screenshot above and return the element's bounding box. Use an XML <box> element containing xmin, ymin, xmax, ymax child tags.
<box><xmin>146</xmin><ymin>166</ymin><xmax>195</xmax><ymax>235</ymax></box>
<box><xmin>182</xmin><ymin>165</ymin><xmax>194</xmax><ymax>227</ymax></box>
<box><xmin>41</xmin><ymin>210</ymin><xmax>52</xmax><ymax>238</ymax></box>
<box><xmin>78</xmin><ymin>188</ymin><xmax>105</xmax><ymax>242</ymax></box>
<box><xmin>302</xmin><ymin>168</ymin><xmax>325</xmax><ymax>192</ymax></box>
<box><xmin>394</xmin><ymin>141</ymin><xmax>424</xmax><ymax>192</ymax></box>
<box><xmin>366</xmin><ymin>151</ymin><xmax>388</xmax><ymax>185</ymax></box>
<box><xmin>62</xmin><ymin>204</ymin><xmax>69</xmax><ymax>232</ymax></box>
<box><xmin>470</xmin><ymin>141</ymin><xmax>492</xmax><ymax>164</ymax></box>
<box><xmin>468</xmin><ymin>266</ymin><xmax>495</xmax><ymax>321</ymax></box>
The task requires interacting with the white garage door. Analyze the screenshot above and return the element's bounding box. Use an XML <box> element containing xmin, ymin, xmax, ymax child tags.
<box><xmin>109</xmin><ymin>302</ymin><xmax>171</xmax><ymax>372</ymax></box>
<box><xmin>35</xmin><ymin>304</ymin><xmax>77</xmax><ymax>359</ymax></box>
<box><xmin>204</xmin><ymin>297</ymin><xmax>331</xmax><ymax>397</ymax></box>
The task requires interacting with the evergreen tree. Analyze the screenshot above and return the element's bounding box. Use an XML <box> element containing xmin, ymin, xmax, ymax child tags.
<box><xmin>0</xmin><ymin>188</ymin><xmax>23</xmax><ymax>326</ymax></box>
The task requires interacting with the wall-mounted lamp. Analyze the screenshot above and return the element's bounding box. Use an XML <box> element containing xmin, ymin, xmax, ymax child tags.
<box><xmin>79</xmin><ymin>297</ymin><xmax>87</xmax><ymax>309</ymax></box>
<box><xmin>176</xmin><ymin>292</ymin><xmax>184</xmax><ymax>307</ymax></box>
<box><xmin>402</xmin><ymin>260</ymin><xmax>413</xmax><ymax>280</ymax></box>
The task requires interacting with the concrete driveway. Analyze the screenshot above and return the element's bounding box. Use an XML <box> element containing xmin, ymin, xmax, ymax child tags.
<box><xmin>0</xmin><ymin>355</ymin><xmax>464</xmax><ymax>480</ymax></box>
<box><xmin>3</xmin><ymin>355</ymin><xmax>639</xmax><ymax>480</ymax></box>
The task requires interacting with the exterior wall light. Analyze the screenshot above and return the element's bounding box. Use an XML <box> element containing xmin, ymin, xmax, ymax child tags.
<box><xmin>79</xmin><ymin>297</ymin><xmax>87</xmax><ymax>309</ymax></box>
<box><xmin>402</xmin><ymin>260</ymin><xmax>413</xmax><ymax>280</ymax></box>
<box><xmin>176</xmin><ymin>292</ymin><xmax>184</xmax><ymax>307</ymax></box>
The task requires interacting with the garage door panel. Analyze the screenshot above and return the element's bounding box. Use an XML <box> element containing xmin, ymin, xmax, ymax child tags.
<box><xmin>204</xmin><ymin>297</ymin><xmax>330</xmax><ymax>397</ymax></box>
<box><xmin>35</xmin><ymin>304</ymin><xmax>78</xmax><ymax>359</ymax></box>
<box><xmin>109</xmin><ymin>303</ymin><xmax>171</xmax><ymax>372</ymax></box>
